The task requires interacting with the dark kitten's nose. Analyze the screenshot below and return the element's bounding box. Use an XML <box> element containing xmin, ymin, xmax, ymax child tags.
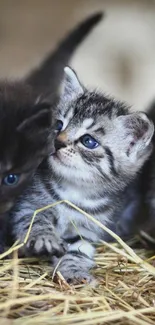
<box><xmin>0</xmin><ymin>201</ymin><xmax>14</xmax><ymax>214</ymax></box>
<box><xmin>55</xmin><ymin>139</ymin><xmax>67</xmax><ymax>151</ymax></box>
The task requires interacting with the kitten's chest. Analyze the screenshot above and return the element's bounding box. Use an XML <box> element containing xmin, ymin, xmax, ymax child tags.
<box><xmin>54</xmin><ymin>185</ymin><xmax>112</xmax><ymax>235</ymax></box>
<box><xmin>55</xmin><ymin>187</ymin><xmax>92</xmax><ymax>230</ymax></box>
<box><xmin>54</xmin><ymin>184</ymin><xmax>108</xmax><ymax>210</ymax></box>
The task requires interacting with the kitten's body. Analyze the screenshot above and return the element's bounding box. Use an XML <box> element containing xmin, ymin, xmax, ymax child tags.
<box><xmin>0</xmin><ymin>13</ymin><xmax>103</xmax><ymax>251</ymax></box>
<box><xmin>10</xmin><ymin>67</ymin><xmax>154</xmax><ymax>282</ymax></box>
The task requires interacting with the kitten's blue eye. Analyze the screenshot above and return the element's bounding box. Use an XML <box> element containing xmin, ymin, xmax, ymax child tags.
<box><xmin>2</xmin><ymin>174</ymin><xmax>20</xmax><ymax>186</ymax></box>
<box><xmin>55</xmin><ymin>120</ymin><xmax>63</xmax><ymax>132</ymax></box>
<box><xmin>80</xmin><ymin>134</ymin><xmax>99</xmax><ymax>149</ymax></box>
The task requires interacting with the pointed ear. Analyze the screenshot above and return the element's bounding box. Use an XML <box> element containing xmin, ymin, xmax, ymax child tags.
<box><xmin>16</xmin><ymin>102</ymin><xmax>52</xmax><ymax>133</ymax></box>
<box><xmin>117</xmin><ymin>112</ymin><xmax>154</xmax><ymax>162</ymax></box>
<box><xmin>60</xmin><ymin>66</ymin><xmax>84</xmax><ymax>101</ymax></box>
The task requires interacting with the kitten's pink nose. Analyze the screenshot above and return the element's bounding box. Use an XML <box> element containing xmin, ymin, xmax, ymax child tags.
<box><xmin>55</xmin><ymin>131</ymin><xmax>68</xmax><ymax>150</ymax></box>
<box><xmin>55</xmin><ymin>139</ymin><xmax>66</xmax><ymax>151</ymax></box>
<box><xmin>57</xmin><ymin>131</ymin><xmax>68</xmax><ymax>142</ymax></box>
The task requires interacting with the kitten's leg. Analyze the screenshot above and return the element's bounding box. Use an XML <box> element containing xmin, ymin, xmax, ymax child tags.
<box><xmin>25</xmin><ymin>221</ymin><xmax>66</xmax><ymax>257</ymax></box>
<box><xmin>53</xmin><ymin>240</ymin><xmax>96</xmax><ymax>283</ymax></box>
<box><xmin>12</xmin><ymin>209</ymin><xmax>66</xmax><ymax>257</ymax></box>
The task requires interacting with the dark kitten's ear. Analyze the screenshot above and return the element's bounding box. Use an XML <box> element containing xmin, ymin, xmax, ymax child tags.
<box><xmin>60</xmin><ymin>66</ymin><xmax>84</xmax><ymax>101</ymax></box>
<box><xmin>16</xmin><ymin>102</ymin><xmax>55</xmax><ymax>155</ymax></box>
<box><xmin>16</xmin><ymin>102</ymin><xmax>52</xmax><ymax>133</ymax></box>
<box><xmin>117</xmin><ymin>112</ymin><xmax>154</xmax><ymax>162</ymax></box>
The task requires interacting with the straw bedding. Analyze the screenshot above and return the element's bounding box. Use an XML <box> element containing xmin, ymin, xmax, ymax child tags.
<box><xmin>0</xmin><ymin>200</ymin><xmax>155</xmax><ymax>325</ymax></box>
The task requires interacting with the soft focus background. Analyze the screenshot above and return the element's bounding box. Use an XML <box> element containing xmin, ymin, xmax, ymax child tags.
<box><xmin>0</xmin><ymin>0</ymin><xmax>155</xmax><ymax>110</ymax></box>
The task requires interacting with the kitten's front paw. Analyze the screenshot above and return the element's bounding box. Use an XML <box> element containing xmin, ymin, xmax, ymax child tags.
<box><xmin>23</xmin><ymin>231</ymin><xmax>66</xmax><ymax>257</ymax></box>
<box><xmin>53</xmin><ymin>253</ymin><xmax>96</xmax><ymax>284</ymax></box>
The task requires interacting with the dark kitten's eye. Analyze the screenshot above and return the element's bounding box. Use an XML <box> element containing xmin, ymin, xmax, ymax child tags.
<box><xmin>80</xmin><ymin>134</ymin><xmax>99</xmax><ymax>149</ymax></box>
<box><xmin>55</xmin><ymin>120</ymin><xmax>63</xmax><ymax>132</ymax></box>
<box><xmin>2</xmin><ymin>174</ymin><xmax>20</xmax><ymax>186</ymax></box>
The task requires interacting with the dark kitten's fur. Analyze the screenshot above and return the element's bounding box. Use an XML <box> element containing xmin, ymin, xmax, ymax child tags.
<box><xmin>0</xmin><ymin>13</ymin><xmax>103</xmax><ymax>252</ymax></box>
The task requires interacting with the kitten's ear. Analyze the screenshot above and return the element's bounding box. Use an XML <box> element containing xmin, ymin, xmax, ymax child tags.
<box><xmin>117</xmin><ymin>112</ymin><xmax>154</xmax><ymax>162</ymax></box>
<box><xmin>16</xmin><ymin>102</ymin><xmax>52</xmax><ymax>133</ymax></box>
<box><xmin>60</xmin><ymin>66</ymin><xmax>84</xmax><ymax>100</ymax></box>
<box><xmin>16</xmin><ymin>102</ymin><xmax>55</xmax><ymax>155</ymax></box>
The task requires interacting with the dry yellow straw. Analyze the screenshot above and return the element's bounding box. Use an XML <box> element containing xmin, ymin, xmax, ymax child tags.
<box><xmin>0</xmin><ymin>199</ymin><xmax>155</xmax><ymax>276</ymax></box>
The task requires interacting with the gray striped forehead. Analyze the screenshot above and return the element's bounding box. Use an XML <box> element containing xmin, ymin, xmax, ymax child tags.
<box><xmin>63</xmin><ymin>91</ymin><xmax>128</xmax><ymax>124</ymax></box>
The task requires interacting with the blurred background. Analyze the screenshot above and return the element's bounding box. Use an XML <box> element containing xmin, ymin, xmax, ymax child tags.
<box><xmin>0</xmin><ymin>0</ymin><xmax>155</xmax><ymax>110</ymax></box>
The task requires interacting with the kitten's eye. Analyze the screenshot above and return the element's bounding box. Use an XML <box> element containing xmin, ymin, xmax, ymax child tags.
<box><xmin>55</xmin><ymin>120</ymin><xmax>63</xmax><ymax>132</ymax></box>
<box><xmin>80</xmin><ymin>134</ymin><xmax>99</xmax><ymax>149</ymax></box>
<box><xmin>2</xmin><ymin>174</ymin><xmax>20</xmax><ymax>186</ymax></box>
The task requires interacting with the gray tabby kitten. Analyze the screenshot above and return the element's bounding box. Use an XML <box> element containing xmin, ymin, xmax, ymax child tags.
<box><xmin>10</xmin><ymin>67</ymin><xmax>154</xmax><ymax>282</ymax></box>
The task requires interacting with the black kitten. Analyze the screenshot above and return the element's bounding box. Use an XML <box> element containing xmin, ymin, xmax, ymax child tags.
<box><xmin>0</xmin><ymin>12</ymin><xmax>103</xmax><ymax>251</ymax></box>
<box><xmin>136</xmin><ymin>102</ymin><xmax>155</xmax><ymax>246</ymax></box>
<box><xmin>117</xmin><ymin>103</ymin><xmax>155</xmax><ymax>247</ymax></box>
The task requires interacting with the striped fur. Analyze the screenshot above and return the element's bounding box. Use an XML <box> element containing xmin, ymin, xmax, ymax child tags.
<box><xmin>10</xmin><ymin>67</ymin><xmax>154</xmax><ymax>283</ymax></box>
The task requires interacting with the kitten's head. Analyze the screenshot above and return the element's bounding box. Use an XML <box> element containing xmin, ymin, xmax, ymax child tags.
<box><xmin>52</xmin><ymin>67</ymin><xmax>154</xmax><ymax>192</ymax></box>
<box><xmin>0</xmin><ymin>82</ymin><xmax>55</xmax><ymax>213</ymax></box>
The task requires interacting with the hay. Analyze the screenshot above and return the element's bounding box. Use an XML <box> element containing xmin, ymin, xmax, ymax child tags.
<box><xmin>0</xmin><ymin>201</ymin><xmax>155</xmax><ymax>325</ymax></box>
